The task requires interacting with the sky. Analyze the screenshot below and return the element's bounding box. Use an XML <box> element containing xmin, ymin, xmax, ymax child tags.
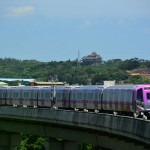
<box><xmin>0</xmin><ymin>0</ymin><xmax>150</xmax><ymax>62</ymax></box>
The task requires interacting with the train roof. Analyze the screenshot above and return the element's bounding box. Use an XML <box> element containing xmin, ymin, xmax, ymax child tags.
<box><xmin>7</xmin><ymin>86</ymin><xmax>39</xmax><ymax>90</ymax></box>
<box><xmin>0</xmin><ymin>86</ymin><xmax>7</xmax><ymax>90</ymax></box>
<box><xmin>71</xmin><ymin>85</ymin><xmax>105</xmax><ymax>91</ymax></box>
<box><xmin>104</xmin><ymin>85</ymin><xmax>139</xmax><ymax>90</ymax></box>
<box><xmin>104</xmin><ymin>84</ymin><xmax>150</xmax><ymax>90</ymax></box>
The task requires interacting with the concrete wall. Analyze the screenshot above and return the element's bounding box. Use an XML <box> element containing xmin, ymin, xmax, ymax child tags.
<box><xmin>0</xmin><ymin>107</ymin><xmax>149</xmax><ymax>147</ymax></box>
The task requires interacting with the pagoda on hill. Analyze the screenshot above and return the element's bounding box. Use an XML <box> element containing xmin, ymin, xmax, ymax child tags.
<box><xmin>82</xmin><ymin>52</ymin><xmax>102</xmax><ymax>65</ymax></box>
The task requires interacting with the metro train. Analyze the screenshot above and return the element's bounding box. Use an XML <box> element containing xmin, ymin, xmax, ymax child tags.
<box><xmin>0</xmin><ymin>84</ymin><xmax>150</xmax><ymax>119</ymax></box>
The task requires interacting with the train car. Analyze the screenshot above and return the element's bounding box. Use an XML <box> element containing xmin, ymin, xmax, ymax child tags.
<box><xmin>6</xmin><ymin>86</ymin><xmax>39</xmax><ymax>107</ymax></box>
<box><xmin>103</xmin><ymin>85</ymin><xmax>135</xmax><ymax>113</ymax></box>
<box><xmin>55</xmin><ymin>86</ymin><xmax>71</xmax><ymax>108</ymax></box>
<box><xmin>38</xmin><ymin>86</ymin><xmax>52</xmax><ymax>107</ymax></box>
<box><xmin>102</xmin><ymin>84</ymin><xmax>150</xmax><ymax>116</ymax></box>
<box><xmin>0</xmin><ymin>86</ymin><xmax>7</xmax><ymax>105</ymax></box>
<box><xmin>70</xmin><ymin>86</ymin><xmax>104</xmax><ymax>111</ymax></box>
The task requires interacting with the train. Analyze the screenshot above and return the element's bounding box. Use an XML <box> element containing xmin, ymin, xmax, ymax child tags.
<box><xmin>0</xmin><ymin>84</ymin><xmax>150</xmax><ymax>119</ymax></box>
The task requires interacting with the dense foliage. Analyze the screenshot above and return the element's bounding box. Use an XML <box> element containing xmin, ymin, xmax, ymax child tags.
<box><xmin>1</xmin><ymin>57</ymin><xmax>150</xmax><ymax>85</ymax></box>
<box><xmin>18</xmin><ymin>135</ymin><xmax>46</xmax><ymax>150</ymax></box>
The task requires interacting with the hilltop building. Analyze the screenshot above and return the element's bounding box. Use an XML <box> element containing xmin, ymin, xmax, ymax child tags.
<box><xmin>127</xmin><ymin>69</ymin><xmax>150</xmax><ymax>78</ymax></box>
<box><xmin>30</xmin><ymin>81</ymin><xmax>68</xmax><ymax>86</ymax></box>
<box><xmin>0</xmin><ymin>78</ymin><xmax>35</xmax><ymax>86</ymax></box>
<box><xmin>82</xmin><ymin>52</ymin><xmax>102</xmax><ymax>65</ymax></box>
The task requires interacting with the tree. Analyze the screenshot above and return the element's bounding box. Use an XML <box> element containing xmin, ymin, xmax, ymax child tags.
<box><xmin>19</xmin><ymin>134</ymin><xmax>46</xmax><ymax>150</ymax></box>
<box><xmin>119</xmin><ymin>58</ymin><xmax>141</xmax><ymax>70</ymax></box>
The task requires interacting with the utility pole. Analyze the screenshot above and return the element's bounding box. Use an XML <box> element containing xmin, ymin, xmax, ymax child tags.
<box><xmin>52</xmin><ymin>85</ymin><xmax>56</xmax><ymax>108</ymax></box>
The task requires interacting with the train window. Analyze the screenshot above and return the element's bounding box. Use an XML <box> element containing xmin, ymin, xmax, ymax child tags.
<box><xmin>126</xmin><ymin>91</ymin><xmax>133</xmax><ymax>102</ymax></box>
<box><xmin>83</xmin><ymin>92</ymin><xmax>86</xmax><ymax>100</ymax></box>
<box><xmin>62</xmin><ymin>93</ymin><xmax>65</xmax><ymax>99</ymax></box>
<box><xmin>70</xmin><ymin>92</ymin><xmax>76</xmax><ymax>100</ymax></box>
<box><xmin>64</xmin><ymin>92</ymin><xmax>69</xmax><ymax>99</ymax></box>
<box><xmin>45</xmin><ymin>92</ymin><xmax>51</xmax><ymax>99</ymax></box>
<box><xmin>108</xmin><ymin>91</ymin><xmax>113</xmax><ymax>101</ymax></box>
<box><xmin>70</xmin><ymin>93</ymin><xmax>73</xmax><ymax>100</ymax></box>
<box><xmin>20</xmin><ymin>92</ymin><xmax>23</xmax><ymax>98</ymax></box>
<box><xmin>95</xmin><ymin>93</ymin><xmax>98</xmax><ymax>100</ymax></box>
<box><xmin>120</xmin><ymin>91</ymin><xmax>124</xmax><ymax>101</ymax></box>
<box><xmin>137</xmin><ymin>88</ymin><xmax>143</xmax><ymax>102</ymax></box>
<box><xmin>110</xmin><ymin>91</ymin><xmax>114</xmax><ymax>101</ymax></box>
<box><xmin>77</xmin><ymin>92</ymin><xmax>83</xmax><ymax>100</ymax></box>
<box><xmin>13</xmin><ymin>92</ymin><xmax>15</xmax><ymax>98</ymax></box>
<box><xmin>118</xmin><ymin>91</ymin><xmax>121</xmax><ymax>101</ymax></box>
<box><xmin>23</xmin><ymin>92</ymin><xmax>29</xmax><ymax>99</ymax></box>
<box><xmin>0</xmin><ymin>91</ymin><xmax>4</xmax><ymax>98</ymax></box>
<box><xmin>30</xmin><ymin>92</ymin><xmax>34</xmax><ymax>99</ymax></box>
<box><xmin>13</xmin><ymin>92</ymin><xmax>19</xmax><ymax>98</ymax></box>
<box><xmin>87</xmin><ymin>93</ymin><xmax>94</xmax><ymax>100</ymax></box>
<box><xmin>2</xmin><ymin>92</ymin><xmax>5</xmax><ymax>98</ymax></box>
<box><xmin>95</xmin><ymin>92</ymin><xmax>101</xmax><ymax>100</ymax></box>
<box><xmin>113</xmin><ymin>91</ymin><xmax>118</xmax><ymax>101</ymax></box>
<box><xmin>40</xmin><ymin>92</ymin><xmax>44</xmax><ymax>99</ymax></box>
<box><xmin>30</xmin><ymin>92</ymin><xmax>36</xmax><ymax>99</ymax></box>
<box><xmin>7</xmin><ymin>92</ymin><xmax>12</xmax><ymax>98</ymax></box>
<box><xmin>147</xmin><ymin>93</ymin><xmax>150</xmax><ymax>100</ymax></box>
<box><xmin>56</xmin><ymin>92</ymin><xmax>62</xmax><ymax>99</ymax></box>
<box><xmin>0</xmin><ymin>92</ymin><xmax>2</xmax><ymax>98</ymax></box>
<box><xmin>103</xmin><ymin>91</ymin><xmax>108</xmax><ymax>100</ymax></box>
<box><xmin>124</xmin><ymin>91</ymin><xmax>129</xmax><ymax>102</ymax></box>
<box><xmin>73</xmin><ymin>93</ymin><xmax>76</xmax><ymax>99</ymax></box>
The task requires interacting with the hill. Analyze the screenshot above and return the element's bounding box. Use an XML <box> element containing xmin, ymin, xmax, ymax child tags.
<box><xmin>0</xmin><ymin>58</ymin><xmax>150</xmax><ymax>85</ymax></box>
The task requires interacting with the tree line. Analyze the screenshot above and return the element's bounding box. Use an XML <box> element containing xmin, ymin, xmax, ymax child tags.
<box><xmin>0</xmin><ymin>57</ymin><xmax>150</xmax><ymax>85</ymax></box>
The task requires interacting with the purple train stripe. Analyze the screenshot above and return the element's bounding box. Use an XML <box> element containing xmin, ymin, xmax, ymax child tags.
<box><xmin>104</xmin><ymin>90</ymin><xmax>134</xmax><ymax>93</ymax></box>
<box><xmin>38</xmin><ymin>99</ymin><xmax>51</xmax><ymax>102</ymax></box>
<box><xmin>102</xmin><ymin>101</ymin><xmax>132</xmax><ymax>106</ymax></box>
<box><xmin>57</xmin><ymin>99</ymin><xmax>69</xmax><ymax>103</ymax></box>
<box><xmin>56</xmin><ymin>99</ymin><xmax>101</xmax><ymax>104</ymax></box>
<box><xmin>70</xmin><ymin>100</ymin><xmax>101</xmax><ymax>104</ymax></box>
<box><xmin>6</xmin><ymin>98</ymin><xmax>52</xmax><ymax>103</ymax></box>
<box><xmin>56</xmin><ymin>99</ymin><xmax>132</xmax><ymax>105</ymax></box>
<box><xmin>71</xmin><ymin>90</ymin><xmax>102</xmax><ymax>93</ymax></box>
<box><xmin>6</xmin><ymin>98</ymin><xmax>37</xmax><ymax>101</ymax></box>
<box><xmin>7</xmin><ymin>90</ymin><xmax>38</xmax><ymax>92</ymax></box>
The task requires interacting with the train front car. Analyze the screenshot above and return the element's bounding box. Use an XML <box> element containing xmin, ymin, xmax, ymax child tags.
<box><xmin>135</xmin><ymin>84</ymin><xmax>150</xmax><ymax>118</ymax></box>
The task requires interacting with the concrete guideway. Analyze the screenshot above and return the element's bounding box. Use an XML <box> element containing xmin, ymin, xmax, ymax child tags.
<box><xmin>0</xmin><ymin>107</ymin><xmax>149</xmax><ymax>150</ymax></box>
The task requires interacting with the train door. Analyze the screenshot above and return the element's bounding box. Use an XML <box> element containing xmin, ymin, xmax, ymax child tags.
<box><xmin>137</xmin><ymin>88</ymin><xmax>143</xmax><ymax>102</ymax></box>
<box><xmin>136</xmin><ymin>88</ymin><xmax>144</xmax><ymax>110</ymax></box>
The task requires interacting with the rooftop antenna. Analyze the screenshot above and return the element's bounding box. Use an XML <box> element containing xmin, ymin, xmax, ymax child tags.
<box><xmin>77</xmin><ymin>50</ymin><xmax>80</xmax><ymax>67</ymax></box>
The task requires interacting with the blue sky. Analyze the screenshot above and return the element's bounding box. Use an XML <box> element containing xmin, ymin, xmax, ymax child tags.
<box><xmin>0</xmin><ymin>0</ymin><xmax>150</xmax><ymax>61</ymax></box>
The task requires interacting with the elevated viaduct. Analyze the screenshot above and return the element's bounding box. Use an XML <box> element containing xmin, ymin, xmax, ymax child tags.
<box><xmin>0</xmin><ymin>107</ymin><xmax>149</xmax><ymax>150</ymax></box>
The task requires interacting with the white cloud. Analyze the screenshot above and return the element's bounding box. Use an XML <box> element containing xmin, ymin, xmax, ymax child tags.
<box><xmin>80</xmin><ymin>20</ymin><xmax>92</xmax><ymax>28</ymax></box>
<box><xmin>1</xmin><ymin>0</ymin><xmax>150</xmax><ymax>19</ymax></box>
<box><xmin>4</xmin><ymin>6</ymin><xmax>35</xmax><ymax>17</ymax></box>
<box><xmin>118</xmin><ymin>20</ymin><xmax>125</xmax><ymax>26</ymax></box>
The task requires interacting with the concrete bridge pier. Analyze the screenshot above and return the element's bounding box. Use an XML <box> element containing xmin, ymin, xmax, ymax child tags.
<box><xmin>44</xmin><ymin>138</ymin><xmax>79</xmax><ymax>150</ymax></box>
<box><xmin>0</xmin><ymin>133</ymin><xmax>22</xmax><ymax>150</ymax></box>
